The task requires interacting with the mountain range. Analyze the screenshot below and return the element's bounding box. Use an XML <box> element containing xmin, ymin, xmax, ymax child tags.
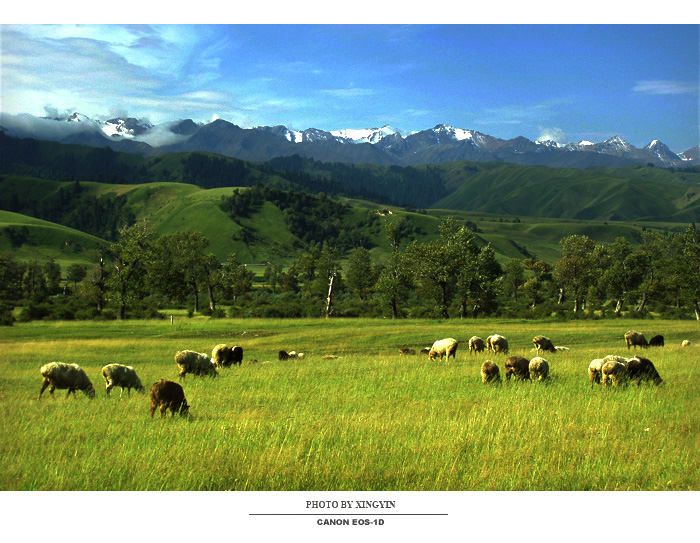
<box><xmin>1</xmin><ymin>112</ymin><xmax>697</xmax><ymax>169</ymax></box>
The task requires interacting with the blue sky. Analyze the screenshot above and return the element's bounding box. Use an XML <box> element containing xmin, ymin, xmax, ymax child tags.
<box><xmin>1</xmin><ymin>23</ymin><xmax>698</xmax><ymax>151</ymax></box>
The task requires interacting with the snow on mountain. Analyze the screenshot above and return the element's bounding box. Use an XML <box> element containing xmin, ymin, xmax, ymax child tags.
<box><xmin>535</xmin><ymin>139</ymin><xmax>564</xmax><ymax>148</ymax></box>
<box><xmin>643</xmin><ymin>139</ymin><xmax>682</xmax><ymax>166</ymax></box>
<box><xmin>678</xmin><ymin>146</ymin><xmax>699</xmax><ymax>162</ymax></box>
<box><xmin>330</xmin><ymin>125</ymin><xmax>401</xmax><ymax>144</ymax></box>
<box><xmin>101</xmin><ymin>117</ymin><xmax>153</xmax><ymax>139</ymax></box>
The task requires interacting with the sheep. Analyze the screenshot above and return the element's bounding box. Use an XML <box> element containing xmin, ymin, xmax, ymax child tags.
<box><xmin>211</xmin><ymin>344</ymin><xmax>244</xmax><ymax>367</ymax></box>
<box><xmin>39</xmin><ymin>362</ymin><xmax>95</xmax><ymax>399</ymax></box>
<box><xmin>419</xmin><ymin>348</ymin><xmax>431</xmax><ymax>355</ymax></box>
<box><xmin>149</xmin><ymin>379</ymin><xmax>189</xmax><ymax>418</ymax></box>
<box><xmin>624</xmin><ymin>330</ymin><xmax>648</xmax><ymax>350</ymax></box>
<box><xmin>428</xmin><ymin>338</ymin><xmax>458</xmax><ymax>361</ymax></box>
<box><xmin>532</xmin><ymin>335</ymin><xmax>556</xmax><ymax>353</ymax></box>
<box><xmin>529</xmin><ymin>357</ymin><xmax>550</xmax><ymax>382</ymax></box>
<box><xmin>488</xmin><ymin>334</ymin><xmax>509</xmax><ymax>355</ymax></box>
<box><xmin>399</xmin><ymin>347</ymin><xmax>416</xmax><ymax>355</ymax></box>
<box><xmin>648</xmin><ymin>335</ymin><xmax>664</xmax><ymax>347</ymax></box>
<box><xmin>588</xmin><ymin>358</ymin><xmax>605</xmax><ymax>388</ymax></box>
<box><xmin>480</xmin><ymin>360</ymin><xmax>501</xmax><ymax>384</ymax></box>
<box><xmin>554</xmin><ymin>346</ymin><xmax>570</xmax><ymax>352</ymax></box>
<box><xmin>174</xmin><ymin>350</ymin><xmax>218</xmax><ymax>379</ymax></box>
<box><xmin>278</xmin><ymin>350</ymin><xmax>304</xmax><ymax>360</ymax></box>
<box><xmin>468</xmin><ymin>336</ymin><xmax>486</xmax><ymax>354</ymax></box>
<box><xmin>626</xmin><ymin>356</ymin><xmax>663</xmax><ymax>386</ymax></box>
<box><xmin>681</xmin><ymin>340</ymin><xmax>691</xmax><ymax>347</ymax></box>
<box><xmin>601</xmin><ymin>357</ymin><xmax>628</xmax><ymax>387</ymax></box>
<box><xmin>101</xmin><ymin>364</ymin><xmax>144</xmax><ymax>397</ymax></box>
<box><xmin>504</xmin><ymin>355</ymin><xmax>530</xmax><ymax>381</ymax></box>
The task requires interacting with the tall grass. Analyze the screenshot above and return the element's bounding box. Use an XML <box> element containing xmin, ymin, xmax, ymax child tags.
<box><xmin>1</xmin><ymin>318</ymin><xmax>698</xmax><ymax>490</ymax></box>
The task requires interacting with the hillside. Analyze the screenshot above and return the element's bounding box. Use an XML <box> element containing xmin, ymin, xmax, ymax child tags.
<box><xmin>431</xmin><ymin>163</ymin><xmax>700</xmax><ymax>222</ymax></box>
<box><xmin>0</xmin><ymin>176</ymin><xmax>690</xmax><ymax>269</ymax></box>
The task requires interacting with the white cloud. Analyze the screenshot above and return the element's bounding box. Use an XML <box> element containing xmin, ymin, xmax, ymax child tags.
<box><xmin>537</xmin><ymin>126</ymin><xmax>568</xmax><ymax>144</ymax></box>
<box><xmin>321</xmin><ymin>88</ymin><xmax>376</xmax><ymax>97</ymax></box>
<box><xmin>633</xmin><ymin>80</ymin><xmax>699</xmax><ymax>95</ymax></box>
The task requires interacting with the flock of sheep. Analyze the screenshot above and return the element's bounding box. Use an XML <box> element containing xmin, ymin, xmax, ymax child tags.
<box><xmin>36</xmin><ymin>330</ymin><xmax>689</xmax><ymax>417</ymax></box>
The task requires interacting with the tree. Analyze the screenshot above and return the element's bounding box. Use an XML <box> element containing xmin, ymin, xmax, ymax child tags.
<box><xmin>263</xmin><ymin>263</ymin><xmax>283</xmax><ymax>294</ymax></box>
<box><xmin>0</xmin><ymin>253</ymin><xmax>26</xmax><ymax>300</ymax></box>
<box><xmin>680</xmin><ymin>225</ymin><xmax>700</xmax><ymax>320</ymax></box>
<box><xmin>107</xmin><ymin>220</ymin><xmax>158</xmax><ymax>320</ymax></box>
<box><xmin>502</xmin><ymin>258</ymin><xmax>525</xmax><ymax>303</ymax></box>
<box><xmin>594</xmin><ymin>238</ymin><xmax>645</xmax><ymax>314</ymax></box>
<box><xmin>555</xmin><ymin>235</ymin><xmax>597</xmax><ymax>314</ymax></box>
<box><xmin>522</xmin><ymin>258</ymin><xmax>553</xmax><ymax>307</ymax></box>
<box><xmin>456</xmin><ymin>243</ymin><xmax>502</xmax><ymax>318</ymax></box>
<box><xmin>375</xmin><ymin>250</ymin><xmax>413</xmax><ymax>319</ymax></box>
<box><xmin>66</xmin><ymin>263</ymin><xmax>88</xmax><ymax>294</ymax></box>
<box><xmin>345</xmin><ymin>247</ymin><xmax>376</xmax><ymax>300</ymax></box>
<box><xmin>222</xmin><ymin>253</ymin><xmax>254</xmax><ymax>301</ymax></box>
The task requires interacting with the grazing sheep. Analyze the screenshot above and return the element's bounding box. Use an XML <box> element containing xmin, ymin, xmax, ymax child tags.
<box><xmin>504</xmin><ymin>355</ymin><xmax>530</xmax><ymax>381</ymax></box>
<box><xmin>532</xmin><ymin>335</ymin><xmax>556</xmax><ymax>353</ymax></box>
<box><xmin>211</xmin><ymin>344</ymin><xmax>244</xmax><ymax>367</ymax></box>
<box><xmin>174</xmin><ymin>350</ymin><xmax>218</xmax><ymax>379</ymax></box>
<box><xmin>419</xmin><ymin>348</ymin><xmax>430</xmax><ymax>355</ymax></box>
<box><xmin>624</xmin><ymin>330</ymin><xmax>648</xmax><ymax>350</ymax></box>
<box><xmin>428</xmin><ymin>338</ymin><xmax>459</xmax><ymax>361</ymax></box>
<box><xmin>469</xmin><ymin>336</ymin><xmax>486</xmax><ymax>354</ymax></box>
<box><xmin>529</xmin><ymin>357</ymin><xmax>550</xmax><ymax>382</ymax></box>
<box><xmin>588</xmin><ymin>358</ymin><xmax>605</xmax><ymax>388</ymax></box>
<box><xmin>480</xmin><ymin>360</ymin><xmax>501</xmax><ymax>384</ymax></box>
<box><xmin>488</xmin><ymin>334</ymin><xmax>509</xmax><ymax>355</ymax></box>
<box><xmin>601</xmin><ymin>357</ymin><xmax>628</xmax><ymax>387</ymax></box>
<box><xmin>554</xmin><ymin>346</ymin><xmax>570</xmax><ymax>352</ymax></box>
<box><xmin>101</xmin><ymin>364</ymin><xmax>144</xmax><ymax>397</ymax></box>
<box><xmin>682</xmin><ymin>340</ymin><xmax>691</xmax><ymax>347</ymax></box>
<box><xmin>39</xmin><ymin>362</ymin><xmax>95</xmax><ymax>399</ymax></box>
<box><xmin>399</xmin><ymin>347</ymin><xmax>416</xmax><ymax>355</ymax></box>
<box><xmin>278</xmin><ymin>350</ymin><xmax>304</xmax><ymax>360</ymax></box>
<box><xmin>626</xmin><ymin>356</ymin><xmax>663</xmax><ymax>386</ymax></box>
<box><xmin>648</xmin><ymin>335</ymin><xmax>664</xmax><ymax>347</ymax></box>
<box><xmin>149</xmin><ymin>379</ymin><xmax>189</xmax><ymax>418</ymax></box>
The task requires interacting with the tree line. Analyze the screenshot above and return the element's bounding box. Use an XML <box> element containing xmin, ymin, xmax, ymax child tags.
<box><xmin>2</xmin><ymin>217</ymin><xmax>699</xmax><ymax>324</ymax></box>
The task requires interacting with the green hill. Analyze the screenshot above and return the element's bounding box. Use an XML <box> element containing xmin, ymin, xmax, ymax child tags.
<box><xmin>431</xmin><ymin>163</ymin><xmax>700</xmax><ymax>222</ymax></box>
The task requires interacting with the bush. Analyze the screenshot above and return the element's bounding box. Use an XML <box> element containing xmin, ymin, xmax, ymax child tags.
<box><xmin>0</xmin><ymin>304</ymin><xmax>14</xmax><ymax>326</ymax></box>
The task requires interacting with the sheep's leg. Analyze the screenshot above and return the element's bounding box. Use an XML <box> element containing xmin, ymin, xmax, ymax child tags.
<box><xmin>39</xmin><ymin>379</ymin><xmax>51</xmax><ymax>399</ymax></box>
<box><xmin>105</xmin><ymin>383</ymin><xmax>113</xmax><ymax>397</ymax></box>
<box><xmin>150</xmin><ymin>403</ymin><xmax>157</xmax><ymax>418</ymax></box>
<box><xmin>160</xmin><ymin>404</ymin><xmax>167</xmax><ymax>418</ymax></box>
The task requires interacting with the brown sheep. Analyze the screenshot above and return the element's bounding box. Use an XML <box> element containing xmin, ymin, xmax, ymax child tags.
<box><xmin>647</xmin><ymin>335</ymin><xmax>664</xmax><ymax>347</ymax></box>
<box><xmin>399</xmin><ymin>347</ymin><xmax>416</xmax><ymax>355</ymax></box>
<box><xmin>149</xmin><ymin>379</ymin><xmax>190</xmax><ymax>418</ymax></box>
<box><xmin>626</xmin><ymin>356</ymin><xmax>663</xmax><ymax>386</ymax></box>
<box><xmin>469</xmin><ymin>336</ymin><xmax>486</xmax><ymax>354</ymax></box>
<box><xmin>39</xmin><ymin>362</ymin><xmax>95</xmax><ymax>399</ymax></box>
<box><xmin>624</xmin><ymin>330</ymin><xmax>648</xmax><ymax>350</ymax></box>
<box><xmin>480</xmin><ymin>360</ymin><xmax>501</xmax><ymax>384</ymax></box>
<box><xmin>504</xmin><ymin>355</ymin><xmax>530</xmax><ymax>381</ymax></box>
<box><xmin>532</xmin><ymin>335</ymin><xmax>556</xmax><ymax>353</ymax></box>
<box><xmin>212</xmin><ymin>344</ymin><xmax>244</xmax><ymax>367</ymax></box>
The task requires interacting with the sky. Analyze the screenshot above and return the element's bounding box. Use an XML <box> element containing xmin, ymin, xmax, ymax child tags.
<box><xmin>1</xmin><ymin>22</ymin><xmax>698</xmax><ymax>152</ymax></box>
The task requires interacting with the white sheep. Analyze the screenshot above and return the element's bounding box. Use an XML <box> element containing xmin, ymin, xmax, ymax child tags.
<box><xmin>529</xmin><ymin>357</ymin><xmax>550</xmax><ymax>382</ymax></box>
<box><xmin>681</xmin><ymin>340</ymin><xmax>691</xmax><ymax>347</ymax></box>
<box><xmin>39</xmin><ymin>362</ymin><xmax>95</xmax><ymax>399</ymax></box>
<box><xmin>428</xmin><ymin>338</ymin><xmax>458</xmax><ymax>361</ymax></box>
<box><xmin>487</xmin><ymin>334</ymin><xmax>509</xmax><ymax>354</ymax></box>
<box><xmin>532</xmin><ymin>335</ymin><xmax>556</xmax><ymax>353</ymax></box>
<box><xmin>588</xmin><ymin>358</ymin><xmax>605</xmax><ymax>388</ymax></box>
<box><xmin>174</xmin><ymin>350</ymin><xmax>218</xmax><ymax>379</ymax></box>
<box><xmin>101</xmin><ymin>364</ymin><xmax>145</xmax><ymax>397</ymax></box>
<box><xmin>624</xmin><ymin>330</ymin><xmax>648</xmax><ymax>350</ymax></box>
<box><xmin>601</xmin><ymin>355</ymin><xmax>629</xmax><ymax>387</ymax></box>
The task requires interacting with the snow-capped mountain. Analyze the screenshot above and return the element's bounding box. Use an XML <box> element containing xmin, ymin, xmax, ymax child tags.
<box><xmin>4</xmin><ymin>112</ymin><xmax>697</xmax><ymax>169</ymax></box>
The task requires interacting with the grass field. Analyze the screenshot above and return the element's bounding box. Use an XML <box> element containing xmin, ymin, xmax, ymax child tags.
<box><xmin>1</xmin><ymin>317</ymin><xmax>698</xmax><ymax>491</ymax></box>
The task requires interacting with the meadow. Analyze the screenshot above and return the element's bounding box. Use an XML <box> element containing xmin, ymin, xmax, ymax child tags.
<box><xmin>1</xmin><ymin>317</ymin><xmax>698</xmax><ymax>491</ymax></box>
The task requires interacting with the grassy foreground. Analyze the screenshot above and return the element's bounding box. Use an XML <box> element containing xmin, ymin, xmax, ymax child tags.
<box><xmin>1</xmin><ymin>317</ymin><xmax>698</xmax><ymax>491</ymax></box>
